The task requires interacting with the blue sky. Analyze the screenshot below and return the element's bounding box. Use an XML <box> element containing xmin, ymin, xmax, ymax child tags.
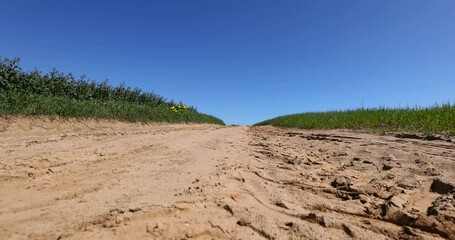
<box><xmin>1</xmin><ymin>1</ymin><xmax>454</xmax><ymax>125</ymax></box>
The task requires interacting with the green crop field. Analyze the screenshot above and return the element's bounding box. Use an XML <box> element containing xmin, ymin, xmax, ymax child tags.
<box><xmin>0</xmin><ymin>57</ymin><xmax>224</xmax><ymax>125</ymax></box>
<box><xmin>255</xmin><ymin>105</ymin><xmax>455</xmax><ymax>136</ymax></box>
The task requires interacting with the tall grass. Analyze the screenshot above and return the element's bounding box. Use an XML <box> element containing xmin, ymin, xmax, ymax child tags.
<box><xmin>255</xmin><ymin>105</ymin><xmax>455</xmax><ymax>136</ymax></box>
<box><xmin>0</xmin><ymin>57</ymin><xmax>224</xmax><ymax>125</ymax></box>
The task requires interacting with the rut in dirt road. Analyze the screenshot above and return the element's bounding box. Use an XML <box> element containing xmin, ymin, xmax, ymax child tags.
<box><xmin>0</xmin><ymin>118</ymin><xmax>454</xmax><ymax>239</ymax></box>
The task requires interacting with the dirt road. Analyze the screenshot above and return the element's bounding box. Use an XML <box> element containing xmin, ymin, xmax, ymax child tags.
<box><xmin>1</xmin><ymin>117</ymin><xmax>454</xmax><ymax>239</ymax></box>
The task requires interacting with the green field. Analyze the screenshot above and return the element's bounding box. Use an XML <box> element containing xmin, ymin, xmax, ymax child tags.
<box><xmin>0</xmin><ymin>57</ymin><xmax>224</xmax><ymax>125</ymax></box>
<box><xmin>3</xmin><ymin>56</ymin><xmax>454</xmax><ymax>133</ymax></box>
<box><xmin>255</xmin><ymin>105</ymin><xmax>455</xmax><ymax>136</ymax></box>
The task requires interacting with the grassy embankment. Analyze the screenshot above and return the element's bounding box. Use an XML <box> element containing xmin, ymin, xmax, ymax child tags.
<box><xmin>256</xmin><ymin>105</ymin><xmax>455</xmax><ymax>136</ymax></box>
<box><xmin>0</xmin><ymin>57</ymin><xmax>224</xmax><ymax>125</ymax></box>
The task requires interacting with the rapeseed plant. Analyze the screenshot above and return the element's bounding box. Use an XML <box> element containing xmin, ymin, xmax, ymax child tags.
<box><xmin>170</xmin><ymin>103</ymin><xmax>188</xmax><ymax>113</ymax></box>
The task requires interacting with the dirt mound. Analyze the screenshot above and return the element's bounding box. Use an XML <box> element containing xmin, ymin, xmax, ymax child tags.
<box><xmin>1</xmin><ymin>117</ymin><xmax>454</xmax><ymax>239</ymax></box>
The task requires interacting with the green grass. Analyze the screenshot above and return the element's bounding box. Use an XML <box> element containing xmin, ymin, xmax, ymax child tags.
<box><xmin>255</xmin><ymin>105</ymin><xmax>455</xmax><ymax>136</ymax></box>
<box><xmin>0</xmin><ymin>57</ymin><xmax>224</xmax><ymax>125</ymax></box>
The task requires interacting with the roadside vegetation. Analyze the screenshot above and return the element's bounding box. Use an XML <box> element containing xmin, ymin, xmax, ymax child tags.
<box><xmin>255</xmin><ymin>105</ymin><xmax>455</xmax><ymax>136</ymax></box>
<box><xmin>0</xmin><ymin>57</ymin><xmax>224</xmax><ymax>125</ymax></box>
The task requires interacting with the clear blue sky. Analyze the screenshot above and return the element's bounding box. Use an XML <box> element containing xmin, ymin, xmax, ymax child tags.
<box><xmin>1</xmin><ymin>1</ymin><xmax>454</xmax><ymax>125</ymax></box>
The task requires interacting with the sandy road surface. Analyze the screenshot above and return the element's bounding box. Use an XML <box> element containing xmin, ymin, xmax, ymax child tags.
<box><xmin>0</xmin><ymin>117</ymin><xmax>454</xmax><ymax>239</ymax></box>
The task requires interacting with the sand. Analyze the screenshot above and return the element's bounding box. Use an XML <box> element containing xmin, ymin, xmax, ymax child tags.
<box><xmin>0</xmin><ymin>117</ymin><xmax>454</xmax><ymax>239</ymax></box>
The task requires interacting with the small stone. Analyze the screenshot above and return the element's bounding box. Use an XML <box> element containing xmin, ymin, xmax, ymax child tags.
<box><xmin>284</xmin><ymin>222</ymin><xmax>294</xmax><ymax>229</ymax></box>
<box><xmin>403</xmin><ymin>226</ymin><xmax>417</xmax><ymax>236</ymax></box>
<box><xmin>384</xmin><ymin>207</ymin><xmax>417</xmax><ymax>226</ymax></box>
<box><xmin>129</xmin><ymin>207</ymin><xmax>141</xmax><ymax>213</ymax></box>
<box><xmin>237</xmin><ymin>218</ymin><xmax>248</xmax><ymax>226</ymax></box>
<box><xmin>275</xmin><ymin>200</ymin><xmax>290</xmax><ymax>209</ymax></box>
<box><xmin>342</xmin><ymin>224</ymin><xmax>356</xmax><ymax>237</ymax></box>
<box><xmin>223</xmin><ymin>204</ymin><xmax>234</xmax><ymax>215</ymax></box>
<box><xmin>430</xmin><ymin>179</ymin><xmax>454</xmax><ymax>194</ymax></box>
<box><xmin>382</xmin><ymin>164</ymin><xmax>393</xmax><ymax>171</ymax></box>
<box><xmin>427</xmin><ymin>205</ymin><xmax>440</xmax><ymax>216</ymax></box>
<box><xmin>320</xmin><ymin>216</ymin><xmax>334</xmax><ymax>228</ymax></box>
<box><xmin>299</xmin><ymin>212</ymin><xmax>317</xmax><ymax>221</ymax></box>
<box><xmin>331</xmin><ymin>177</ymin><xmax>350</xmax><ymax>188</ymax></box>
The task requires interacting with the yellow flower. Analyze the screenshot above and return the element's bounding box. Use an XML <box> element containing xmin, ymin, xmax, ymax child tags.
<box><xmin>170</xmin><ymin>104</ymin><xmax>188</xmax><ymax>113</ymax></box>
